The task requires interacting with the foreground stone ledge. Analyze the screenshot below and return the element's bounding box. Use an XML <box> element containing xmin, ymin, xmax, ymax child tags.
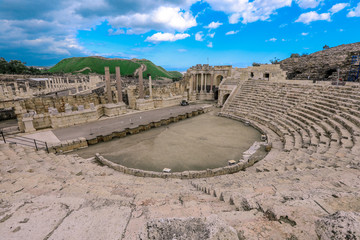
<box><xmin>49</xmin><ymin>137</ymin><xmax>88</xmax><ymax>153</ymax></box>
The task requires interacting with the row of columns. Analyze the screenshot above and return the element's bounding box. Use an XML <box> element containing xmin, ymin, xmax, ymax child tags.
<box><xmin>105</xmin><ymin>66</ymin><xmax>124</xmax><ymax>103</ymax></box>
<box><xmin>192</xmin><ymin>73</ymin><xmax>215</xmax><ymax>93</ymax></box>
<box><xmin>44</xmin><ymin>76</ymin><xmax>101</xmax><ymax>95</ymax></box>
<box><xmin>105</xmin><ymin>65</ymin><xmax>153</xmax><ymax>103</ymax></box>
<box><xmin>0</xmin><ymin>82</ymin><xmax>33</xmax><ymax>100</ymax></box>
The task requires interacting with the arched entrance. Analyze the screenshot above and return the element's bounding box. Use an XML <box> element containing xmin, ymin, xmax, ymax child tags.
<box><xmin>216</xmin><ymin>75</ymin><xmax>224</xmax><ymax>86</ymax></box>
<box><xmin>222</xmin><ymin>93</ymin><xmax>230</xmax><ymax>105</ymax></box>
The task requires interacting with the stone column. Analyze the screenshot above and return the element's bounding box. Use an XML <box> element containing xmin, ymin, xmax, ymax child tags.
<box><xmin>204</xmin><ymin>74</ymin><xmax>207</xmax><ymax>93</ymax></box>
<box><xmin>189</xmin><ymin>75</ymin><xmax>193</xmax><ymax>94</ymax></box>
<box><xmin>196</xmin><ymin>74</ymin><xmax>199</xmax><ymax>93</ymax></box>
<box><xmin>19</xmin><ymin>88</ymin><xmax>24</xmax><ymax>97</ymax></box>
<box><xmin>210</xmin><ymin>74</ymin><xmax>214</xmax><ymax>92</ymax></box>
<box><xmin>0</xmin><ymin>86</ymin><xmax>4</xmax><ymax>99</ymax></box>
<box><xmin>149</xmin><ymin>75</ymin><xmax>153</xmax><ymax>99</ymax></box>
<box><xmin>45</xmin><ymin>80</ymin><xmax>49</xmax><ymax>89</ymax></box>
<box><xmin>138</xmin><ymin>67</ymin><xmax>144</xmax><ymax>99</ymax></box>
<box><xmin>13</xmin><ymin>82</ymin><xmax>19</xmax><ymax>96</ymax></box>
<box><xmin>200</xmin><ymin>73</ymin><xmax>204</xmax><ymax>93</ymax></box>
<box><xmin>25</xmin><ymin>82</ymin><xmax>32</xmax><ymax>96</ymax></box>
<box><xmin>115</xmin><ymin>66</ymin><xmax>123</xmax><ymax>102</ymax></box>
<box><xmin>105</xmin><ymin>66</ymin><xmax>112</xmax><ymax>103</ymax></box>
<box><xmin>7</xmin><ymin>86</ymin><xmax>13</xmax><ymax>98</ymax></box>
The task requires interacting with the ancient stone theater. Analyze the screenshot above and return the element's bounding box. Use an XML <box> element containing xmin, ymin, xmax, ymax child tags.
<box><xmin>0</xmin><ymin>43</ymin><xmax>360</xmax><ymax>239</ymax></box>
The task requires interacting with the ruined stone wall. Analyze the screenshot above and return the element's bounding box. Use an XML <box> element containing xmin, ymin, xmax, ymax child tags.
<box><xmin>153</xmin><ymin>95</ymin><xmax>183</xmax><ymax>108</ymax></box>
<box><xmin>280</xmin><ymin>42</ymin><xmax>360</xmax><ymax>81</ymax></box>
<box><xmin>23</xmin><ymin>93</ymin><xmax>101</xmax><ymax>114</ymax></box>
<box><xmin>233</xmin><ymin>64</ymin><xmax>287</xmax><ymax>81</ymax></box>
<box><xmin>152</xmin><ymin>81</ymin><xmax>185</xmax><ymax>98</ymax></box>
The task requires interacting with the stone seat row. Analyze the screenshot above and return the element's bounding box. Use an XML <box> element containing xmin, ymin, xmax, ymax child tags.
<box><xmin>224</xmin><ymin>80</ymin><xmax>360</xmax><ymax>157</ymax></box>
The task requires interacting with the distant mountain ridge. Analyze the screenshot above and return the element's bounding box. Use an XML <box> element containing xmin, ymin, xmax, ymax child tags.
<box><xmin>48</xmin><ymin>56</ymin><xmax>183</xmax><ymax>80</ymax></box>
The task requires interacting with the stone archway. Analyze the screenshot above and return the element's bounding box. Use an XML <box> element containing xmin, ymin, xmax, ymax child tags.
<box><xmin>215</xmin><ymin>75</ymin><xmax>224</xmax><ymax>86</ymax></box>
<box><xmin>222</xmin><ymin>93</ymin><xmax>230</xmax><ymax>105</ymax></box>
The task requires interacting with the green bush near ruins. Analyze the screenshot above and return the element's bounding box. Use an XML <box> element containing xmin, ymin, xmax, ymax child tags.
<box><xmin>48</xmin><ymin>56</ymin><xmax>182</xmax><ymax>80</ymax></box>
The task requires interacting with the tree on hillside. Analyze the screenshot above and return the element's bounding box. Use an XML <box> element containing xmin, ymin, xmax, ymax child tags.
<box><xmin>270</xmin><ymin>57</ymin><xmax>280</xmax><ymax>64</ymax></box>
<box><xmin>8</xmin><ymin>60</ymin><xmax>27</xmax><ymax>74</ymax></box>
<box><xmin>252</xmin><ymin>62</ymin><xmax>261</xmax><ymax>66</ymax></box>
<box><xmin>323</xmin><ymin>45</ymin><xmax>330</xmax><ymax>50</ymax></box>
<box><xmin>290</xmin><ymin>53</ymin><xmax>300</xmax><ymax>58</ymax></box>
<box><xmin>0</xmin><ymin>57</ymin><xmax>8</xmax><ymax>73</ymax></box>
<box><xmin>0</xmin><ymin>58</ymin><xmax>41</xmax><ymax>74</ymax></box>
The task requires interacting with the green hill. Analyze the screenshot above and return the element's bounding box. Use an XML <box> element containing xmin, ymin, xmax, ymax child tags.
<box><xmin>48</xmin><ymin>57</ymin><xmax>182</xmax><ymax>80</ymax></box>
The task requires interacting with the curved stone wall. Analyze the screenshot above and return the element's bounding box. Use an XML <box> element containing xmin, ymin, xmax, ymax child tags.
<box><xmin>94</xmin><ymin>113</ymin><xmax>271</xmax><ymax>179</ymax></box>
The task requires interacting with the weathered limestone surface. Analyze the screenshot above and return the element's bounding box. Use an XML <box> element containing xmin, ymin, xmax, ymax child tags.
<box><xmin>144</xmin><ymin>215</ymin><xmax>238</xmax><ymax>239</ymax></box>
<box><xmin>315</xmin><ymin>211</ymin><xmax>360</xmax><ymax>240</ymax></box>
<box><xmin>135</xmin><ymin>98</ymin><xmax>155</xmax><ymax>110</ymax></box>
<box><xmin>280</xmin><ymin>42</ymin><xmax>360</xmax><ymax>80</ymax></box>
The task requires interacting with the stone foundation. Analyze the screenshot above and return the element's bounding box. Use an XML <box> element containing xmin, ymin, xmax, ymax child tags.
<box><xmin>135</xmin><ymin>99</ymin><xmax>155</xmax><ymax>110</ymax></box>
<box><xmin>103</xmin><ymin>103</ymin><xmax>127</xmax><ymax>117</ymax></box>
<box><xmin>153</xmin><ymin>95</ymin><xmax>183</xmax><ymax>108</ymax></box>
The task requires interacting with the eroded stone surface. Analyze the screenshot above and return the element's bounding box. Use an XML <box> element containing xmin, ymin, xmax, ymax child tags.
<box><xmin>315</xmin><ymin>211</ymin><xmax>360</xmax><ymax>240</ymax></box>
<box><xmin>144</xmin><ymin>215</ymin><xmax>238</xmax><ymax>240</ymax></box>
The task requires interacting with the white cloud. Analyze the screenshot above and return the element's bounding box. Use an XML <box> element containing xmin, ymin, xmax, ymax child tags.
<box><xmin>195</xmin><ymin>31</ymin><xmax>204</xmax><ymax>41</ymax></box>
<box><xmin>329</xmin><ymin>3</ymin><xmax>349</xmax><ymax>14</ymax></box>
<box><xmin>225</xmin><ymin>30</ymin><xmax>239</xmax><ymax>35</ymax></box>
<box><xmin>207</xmin><ymin>32</ymin><xmax>215</xmax><ymax>38</ymax></box>
<box><xmin>301</xmin><ymin>32</ymin><xmax>309</xmax><ymax>36</ymax></box>
<box><xmin>295</xmin><ymin>11</ymin><xmax>330</xmax><ymax>24</ymax></box>
<box><xmin>296</xmin><ymin>0</ymin><xmax>322</xmax><ymax>9</ymax></box>
<box><xmin>0</xmin><ymin>0</ymin><xmax>200</xmax><ymax>64</ymax></box>
<box><xmin>108</xmin><ymin>6</ymin><xmax>197</xmax><ymax>33</ymax></box>
<box><xmin>207</xmin><ymin>42</ymin><xmax>213</xmax><ymax>48</ymax></box>
<box><xmin>347</xmin><ymin>3</ymin><xmax>360</xmax><ymax>17</ymax></box>
<box><xmin>145</xmin><ymin>32</ymin><xmax>190</xmax><ymax>43</ymax></box>
<box><xmin>206</xmin><ymin>0</ymin><xmax>292</xmax><ymax>24</ymax></box>
<box><xmin>178</xmin><ymin>49</ymin><xmax>187</xmax><ymax>52</ymax></box>
<box><xmin>205</xmin><ymin>21</ymin><xmax>223</xmax><ymax>29</ymax></box>
<box><xmin>267</xmin><ymin>38</ymin><xmax>277</xmax><ymax>42</ymax></box>
<box><xmin>108</xmin><ymin>29</ymin><xmax>125</xmax><ymax>35</ymax></box>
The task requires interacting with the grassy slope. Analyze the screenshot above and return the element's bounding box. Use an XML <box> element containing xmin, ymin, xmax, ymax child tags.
<box><xmin>49</xmin><ymin>57</ymin><xmax>182</xmax><ymax>79</ymax></box>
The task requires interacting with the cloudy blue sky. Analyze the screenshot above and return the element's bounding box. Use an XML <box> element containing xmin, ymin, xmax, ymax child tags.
<box><xmin>0</xmin><ymin>0</ymin><xmax>360</xmax><ymax>71</ymax></box>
